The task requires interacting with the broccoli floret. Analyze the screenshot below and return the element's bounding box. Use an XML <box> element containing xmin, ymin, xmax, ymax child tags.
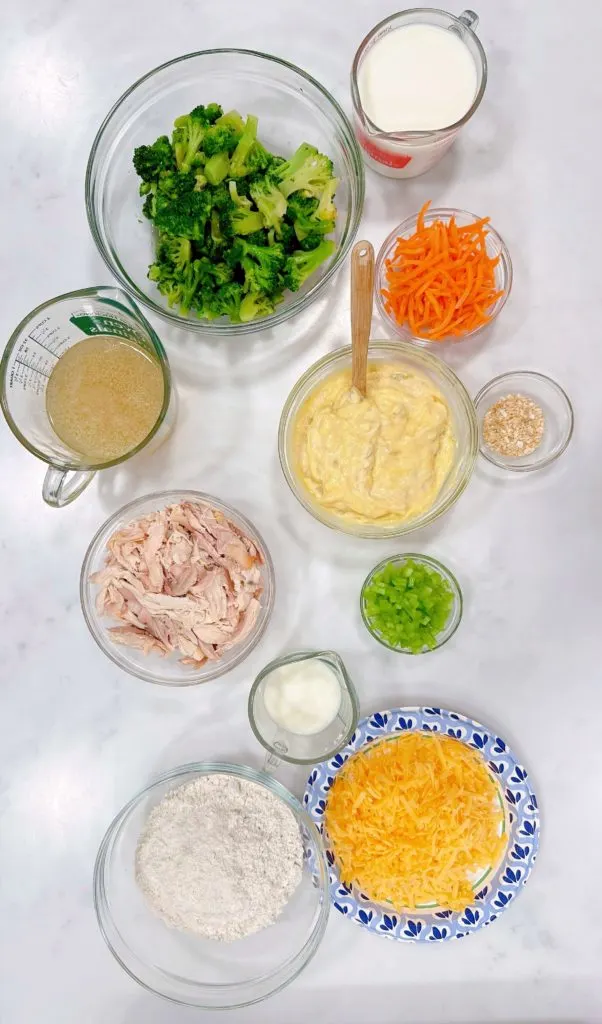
<box><xmin>287</xmin><ymin>191</ymin><xmax>335</xmax><ymax>240</ymax></box>
<box><xmin>206</xmin><ymin>281</ymin><xmax>244</xmax><ymax>321</ymax></box>
<box><xmin>211</xmin><ymin>262</ymin><xmax>234</xmax><ymax>285</ymax></box>
<box><xmin>298</xmin><ymin>232</ymin><xmax>324</xmax><ymax>251</ymax></box>
<box><xmin>156</xmin><ymin>234</ymin><xmax>192</xmax><ymax>272</ymax></box>
<box><xmin>148</xmin><ymin>250</ymin><xmax>213</xmax><ymax>316</ymax></box>
<box><xmin>239</xmin><ymin>290</ymin><xmax>277</xmax><ymax>323</ymax></box>
<box><xmin>229</xmin><ymin>116</ymin><xmax>272</xmax><ymax>178</ymax></box>
<box><xmin>283</xmin><ymin>239</ymin><xmax>335</xmax><ymax>292</ymax></box>
<box><xmin>156</xmin><ymin>169</ymin><xmax>196</xmax><ymax>199</ymax></box>
<box><xmin>148</xmin><ymin>263</ymin><xmax>183</xmax><ymax>309</ymax></box>
<box><xmin>274</xmin><ymin>221</ymin><xmax>297</xmax><ymax>253</ymax></box>
<box><xmin>153</xmin><ymin>189</ymin><xmax>212</xmax><ymax>240</ymax></box>
<box><xmin>133</xmin><ymin>136</ymin><xmax>175</xmax><ymax>182</ymax></box>
<box><xmin>232</xmin><ymin>208</ymin><xmax>264</xmax><ymax>236</ymax></box>
<box><xmin>177</xmin><ymin>260</ymin><xmax>210</xmax><ymax>315</ymax></box>
<box><xmin>141</xmin><ymin>192</ymin><xmax>155</xmax><ymax>219</ymax></box>
<box><xmin>229</xmin><ymin>115</ymin><xmax>257</xmax><ymax>177</ymax></box>
<box><xmin>250</xmin><ymin>179</ymin><xmax>287</xmax><ymax>230</ymax></box>
<box><xmin>317</xmin><ymin>177</ymin><xmax>338</xmax><ymax>222</ymax></box>
<box><xmin>203</xmin><ymin>122</ymin><xmax>242</xmax><ymax>158</ymax></box>
<box><xmin>172</xmin><ymin>106</ymin><xmax>220</xmax><ymax>172</ymax></box>
<box><xmin>275</xmin><ymin>143</ymin><xmax>334</xmax><ymax>199</ymax></box>
<box><xmin>189</xmin><ymin>103</ymin><xmax>223</xmax><ymax>126</ymax></box>
<box><xmin>204</xmin><ymin>151</ymin><xmax>230</xmax><ymax>185</ymax></box>
<box><xmin>237</xmin><ymin>239</ymin><xmax>285</xmax><ymax>294</ymax></box>
<box><xmin>246</xmin><ymin>229</ymin><xmax>269</xmax><ymax>246</ymax></box>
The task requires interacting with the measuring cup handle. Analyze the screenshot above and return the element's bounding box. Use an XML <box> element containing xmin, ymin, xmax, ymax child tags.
<box><xmin>262</xmin><ymin>750</ymin><xmax>283</xmax><ymax>774</ymax></box>
<box><xmin>42</xmin><ymin>467</ymin><xmax>96</xmax><ymax>508</ymax></box>
<box><xmin>458</xmin><ymin>10</ymin><xmax>479</xmax><ymax>30</ymax></box>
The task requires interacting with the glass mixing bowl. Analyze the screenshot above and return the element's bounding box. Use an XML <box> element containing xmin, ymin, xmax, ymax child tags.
<box><xmin>80</xmin><ymin>490</ymin><xmax>275</xmax><ymax>685</ymax></box>
<box><xmin>278</xmin><ymin>342</ymin><xmax>478</xmax><ymax>538</ymax></box>
<box><xmin>85</xmin><ymin>49</ymin><xmax>364</xmax><ymax>336</ymax></box>
<box><xmin>94</xmin><ymin>762</ymin><xmax>330</xmax><ymax>1008</ymax></box>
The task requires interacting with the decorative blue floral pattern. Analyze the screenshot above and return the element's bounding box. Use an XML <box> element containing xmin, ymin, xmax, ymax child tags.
<box><xmin>303</xmin><ymin>707</ymin><xmax>540</xmax><ymax>943</ymax></box>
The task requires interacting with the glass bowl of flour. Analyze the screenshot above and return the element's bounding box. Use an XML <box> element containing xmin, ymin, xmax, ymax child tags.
<box><xmin>94</xmin><ymin>761</ymin><xmax>330</xmax><ymax>1008</ymax></box>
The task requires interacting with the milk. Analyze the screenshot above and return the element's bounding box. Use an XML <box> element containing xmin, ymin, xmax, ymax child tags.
<box><xmin>355</xmin><ymin>22</ymin><xmax>480</xmax><ymax>178</ymax></box>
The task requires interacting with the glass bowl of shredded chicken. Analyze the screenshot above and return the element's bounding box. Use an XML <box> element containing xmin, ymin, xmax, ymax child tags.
<box><xmin>80</xmin><ymin>490</ymin><xmax>275</xmax><ymax>685</ymax></box>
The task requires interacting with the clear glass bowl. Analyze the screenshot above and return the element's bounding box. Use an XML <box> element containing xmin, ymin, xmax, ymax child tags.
<box><xmin>94</xmin><ymin>762</ymin><xmax>330</xmax><ymax>1008</ymax></box>
<box><xmin>375</xmin><ymin>208</ymin><xmax>513</xmax><ymax>347</ymax></box>
<box><xmin>278</xmin><ymin>341</ymin><xmax>478</xmax><ymax>538</ymax></box>
<box><xmin>474</xmin><ymin>370</ymin><xmax>574</xmax><ymax>472</ymax></box>
<box><xmin>85</xmin><ymin>49</ymin><xmax>364</xmax><ymax>336</ymax></box>
<box><xmin>360</xmin><ymin>554</ymin><xmax>463</xmax><ymax>654</ymax></box>
<box><xmin>80</xmin><ymin>490</ymin><xmax>275</xmax><ymax>685</ymax></box>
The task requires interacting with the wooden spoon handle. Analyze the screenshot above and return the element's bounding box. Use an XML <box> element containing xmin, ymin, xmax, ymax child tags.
<box><xmin>351</xmin><ymin>240</ymin><xmax>375</xmax><ymax>397</ymax></box>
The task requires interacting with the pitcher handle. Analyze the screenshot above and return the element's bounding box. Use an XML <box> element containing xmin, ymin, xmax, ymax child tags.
<box><xmin>262</xmin><ymin>737</ymin><xmax>289</xmax><ymax>775</ymax></box>
<box><xmin>43</xmin><ymin>467</ymin><xmax>96</xmax><ymax>508</ymax></box>
<box><xmin>458</xmin><ymin>10</ymin><xmax>479</xmax><ymax>30</ymax></box>
<box><xmin>262</xmin><ymin>750</ymin><xmax>283</xmax><ymax>774</ymax></box>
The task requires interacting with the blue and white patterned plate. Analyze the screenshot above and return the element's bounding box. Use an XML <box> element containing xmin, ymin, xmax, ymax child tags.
<box><xmin>303</xmin><ymin>707</ymin><xmax>540</xmax><ymax>942</ymax></box>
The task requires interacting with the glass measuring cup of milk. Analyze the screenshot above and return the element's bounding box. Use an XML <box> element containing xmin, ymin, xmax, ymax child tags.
<box><xmin>249</xmin><ymin>650</ymin><xmax>360</xmax><ymax>769</ymax></box>
<box><xmin>1</xmin><ymin>286</ymin><xmax>176</xmax><ymax>507</ymax></box>
<box><xmin>351</xmin><ymin>9</ymin><xmax>487</xmax><ymax>178</ymax></box>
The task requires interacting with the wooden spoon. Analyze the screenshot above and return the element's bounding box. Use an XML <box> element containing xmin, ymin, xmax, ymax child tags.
<box><xmin>350</xmin><ymin>240</ymin><xmax>375</xmax><ymax>397</ymax></box>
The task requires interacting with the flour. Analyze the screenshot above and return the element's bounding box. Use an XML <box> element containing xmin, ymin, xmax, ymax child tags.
<box><xmin>135</xmin><ymin>774</ymin><xmax>303</xmax><ymax>942</ymax></box>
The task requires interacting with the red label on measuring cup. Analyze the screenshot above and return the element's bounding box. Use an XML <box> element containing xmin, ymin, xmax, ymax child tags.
<box><xmin>356</xmin><ymin>128</ymin><xmax>412</xmax><ymax>169</ymax></box>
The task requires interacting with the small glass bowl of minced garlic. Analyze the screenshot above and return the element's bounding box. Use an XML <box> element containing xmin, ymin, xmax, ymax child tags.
<box><xmin>474</xmin><ymin>371</ymin><xmax>574</xmax><ymax>472</ymax></box>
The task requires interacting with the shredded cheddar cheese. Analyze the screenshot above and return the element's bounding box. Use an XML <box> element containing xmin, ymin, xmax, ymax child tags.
<box><xmin>325</xmin><ymin>732</ymin><xmax>508</xmax><ymax>911</ymax></box>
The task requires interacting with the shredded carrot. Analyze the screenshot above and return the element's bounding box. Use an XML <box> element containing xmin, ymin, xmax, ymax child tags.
<box><xmin>325</xmin><ymin>732</ymin><xmax>508</xmax><ymax>912</ymax></box>
<box><xmin>381</xmin><ymin>201</ymin><xmax>504</xmax><ymax>341</ymax></box>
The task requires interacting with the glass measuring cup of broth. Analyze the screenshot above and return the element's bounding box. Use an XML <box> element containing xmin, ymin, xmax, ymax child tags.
<box><xmin>1</xmin><ymin>286</ymin><xmax>175</xmax><ymax>507</ymax></box>
<box><xmin>351</xmin><ymin>9</ymin><xmax>487</xmax><ymax>178</ymax></box>
<box><xmin>248</xmin><ymin>651</ymin><xmax>360</xmax><ymax>769</ymax></box>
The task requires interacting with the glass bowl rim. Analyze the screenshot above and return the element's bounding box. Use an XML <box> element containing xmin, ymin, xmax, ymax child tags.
<box><xmin>93</xmin><ymin>760</ymin><xmax>330</xmax><ymax>1009</ymax></box>
<box><xmin>360</xmin><ymin>552</ymin><xmax>463</xmax><ymax>654</ymax></box>
<box><xmin>474</xmin><ymin>370</ymin><xmax>574</xmax><ymax>472</ymax></box>
<box><xmin>374</xmin><ymin>207</ymin><xmax>513</xmax><ymax>348</ymax></box>
<box><xmin>85</xmin><ymin>47</ymin><xmax>365</xmax><ymax>336</ymax></box>
<box><xmin>80</xmin><ymin>489</ymin><xmax>275</xmax><ymax>685</ymax></box>
<box><xmin>247</xmin><ymin>649</ymin><xmax>360</xmax><ymax>764</ymax></box>
<box><xmin>278</xmin><ymin>340</ymin><xmax>479</xmax><ymax>538</ymax></box>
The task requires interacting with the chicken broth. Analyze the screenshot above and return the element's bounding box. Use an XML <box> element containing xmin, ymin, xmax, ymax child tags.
<box><xmin>46</xmin><ymin>335</ymin><xmax>164</xmax><ymax>463</ymax></box>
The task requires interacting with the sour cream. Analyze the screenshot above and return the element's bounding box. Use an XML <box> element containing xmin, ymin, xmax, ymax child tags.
<box><xmin>358</xmin><ymin>23</ymin><xmax>478</xmax><ymax>132</ymax></box>
<box><xmin>262</xmin><ymin>658</ymin><xmax>342</xmax><ymax>736</ymax></box>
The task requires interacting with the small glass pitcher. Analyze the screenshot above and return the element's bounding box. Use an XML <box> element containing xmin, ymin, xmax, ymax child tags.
<box><xmin>248</xmin><ymin>650</ymin><xmax>360</xmax><ymax>770</ymax></box>
<box><xmin>1</xmin><ymin>286</ymin><xmax>176</xmax><ymax>507</ymax></box>
<box><xmin>351</xmin><ymin>9</ymin><xmax>487</xmax><ymax>178</ymax></box>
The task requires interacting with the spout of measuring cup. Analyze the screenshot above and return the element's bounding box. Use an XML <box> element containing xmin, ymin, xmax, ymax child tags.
<box><xmin>42</xmin><ymin>466</ymin><xmax>96</xmax><ymax>508</ymax></box>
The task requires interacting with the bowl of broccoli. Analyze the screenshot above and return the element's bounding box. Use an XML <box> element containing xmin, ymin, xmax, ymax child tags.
<box><xmin>86</xmin><ymin>49</ymin><xmax>365</xmax><ymax>334</ymax></box>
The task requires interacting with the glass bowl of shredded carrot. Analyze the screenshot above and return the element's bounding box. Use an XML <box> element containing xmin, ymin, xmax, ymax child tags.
<box><xmin>375</xmin><ymin>203</ymin><xmax>513</xmax><ymax>346</ymax></box>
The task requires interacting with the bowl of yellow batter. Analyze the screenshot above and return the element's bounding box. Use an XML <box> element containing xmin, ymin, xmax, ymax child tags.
<box><xmin>278</xmin><ymin>342</ymin><xmax>477</xmax><ymax>538</ymax></box>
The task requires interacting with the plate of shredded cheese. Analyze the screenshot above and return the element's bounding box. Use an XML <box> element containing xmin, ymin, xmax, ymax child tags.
<box><xmin>303</xmin><ymin>707</ymin><xmax>539</xmax><ymax>942</ymax></box>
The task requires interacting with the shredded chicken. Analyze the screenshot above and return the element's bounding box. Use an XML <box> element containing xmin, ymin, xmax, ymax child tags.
<box><xmin>91</xmin><ymin>501</ymin><xmax>264</xmax><ymax>667</ymax></box>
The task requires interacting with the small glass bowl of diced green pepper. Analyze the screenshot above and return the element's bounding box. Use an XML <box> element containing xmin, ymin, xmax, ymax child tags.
<box><xmin>360</xmin><ymin>554</ymin><xmax>463</xmax><ymax>655</ymax></box>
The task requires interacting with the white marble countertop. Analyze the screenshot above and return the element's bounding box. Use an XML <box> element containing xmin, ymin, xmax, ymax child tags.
<box><xmin>1</xmin><ymin>1</ymin><xmax>602</xmax><ymax>1021</ymax></box>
